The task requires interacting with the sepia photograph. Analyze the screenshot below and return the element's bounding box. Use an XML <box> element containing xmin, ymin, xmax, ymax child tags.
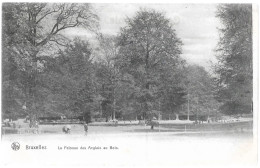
<box><xmin>0</xmin><ymin>2</ymin><xmax>258</xmax><ymax>168</ymax></box>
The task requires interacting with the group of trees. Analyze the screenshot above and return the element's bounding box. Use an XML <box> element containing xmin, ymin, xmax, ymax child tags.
<box><xmin>2</xmin><ymin>3</ymin><xmax>253</xmax><ymax>124</ymax></box>
<box><xmin>214</xmin><ymin>4</ymin><xmax>253</xmax><ymax>115</ymax></box>
<box><xmin>2</xmin><ymin>3</ymin><xmax>99</xmax><ymax>122</ymax></box>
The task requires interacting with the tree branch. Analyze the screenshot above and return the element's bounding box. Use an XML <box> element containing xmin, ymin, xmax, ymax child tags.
<box><xmin>36</xmin><ymin>10</ymin><xmax>57</xmax><ymax>24</ymax></box>
<box><xmin>49</xmin><ymin>39</ymin><xmax>68</xmax><ymax>47</ymax></box>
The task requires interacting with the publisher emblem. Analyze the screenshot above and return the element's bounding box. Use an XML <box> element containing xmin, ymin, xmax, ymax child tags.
<box><xmin>11</xmin><ymin>142</ymin><xmax>20</xmax><ymax>151</ymax></box>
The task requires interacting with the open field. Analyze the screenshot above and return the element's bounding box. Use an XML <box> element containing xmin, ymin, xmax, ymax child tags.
<box><xmin>2</xmin><ymin>120</ymin><xmax>253</xmax><ymax>138</ymax></box>
<box><xmin>2</xmin><ymin>121</ymin><xmax>254</xmax><ymax>149</ymax></box>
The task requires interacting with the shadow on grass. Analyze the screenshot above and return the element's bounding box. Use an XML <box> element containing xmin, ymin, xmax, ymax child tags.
<box><xmin>125</xmin><ymin>128</ymin><xmax>185</xmax><ymax>133</ymax></box>
<box><xmin>42</xmin><ymin>130</ymin><xmax>60</xmax><ymax>134</ymax></box>
<box><xmin>124</xmin><ymin>127</ymin><xmax>253</xmax><ymax>138</ymax></box>
<box><xmin>170</xmin><ymin>131</ymin><xmax>253</xmax><ymax>139</ymax></box>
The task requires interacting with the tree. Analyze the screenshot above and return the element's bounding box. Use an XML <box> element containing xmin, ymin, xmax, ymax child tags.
<box><xmin>41</xmin><ymin>38</ymin><xmax>95</xmax><ymax>121</ymax></box>
<box><xmin>95</xmin><ymin>35</ymin><xmax>123</xmax><ymax>121</ymax></box>
<box><xmin>157</xmin><ymin>57</ymin><xmax>186</xmax><ymax>120</ymax></box>
<box><xmin>214</xmin><ymin>4</ymin><xmax>252</xmax><ymax>115</ymax></box>
<box><xmin>116</xmin><ymin>9</ymin><xmax>183</xmax><ymax>119</ymax></box>
<box><xmin>2</xmin><ymin>3</ymin><xmax>28</xmax><ymax>119</ymax></box>
<box><xmin>184</xmin><ymin>65</ymin><xmax>220</xmax><ymax>121</ymax></box>
<box><xmin>2</xmin><ymin>3</ymin><xmax>99</xmax><ymax>123</ymax></box>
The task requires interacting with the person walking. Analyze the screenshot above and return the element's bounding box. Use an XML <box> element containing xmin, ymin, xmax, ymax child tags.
<box><xmin>83</xmin><ymin>122</ymin><xmax>88</xmax><ymax>136</ymax></box>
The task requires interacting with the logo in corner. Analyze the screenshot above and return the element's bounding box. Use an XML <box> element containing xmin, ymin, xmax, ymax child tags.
<box><xmin>11</xmin><ymin>142</ymin><xmax>20</xmax><ymax>151</ymax></box>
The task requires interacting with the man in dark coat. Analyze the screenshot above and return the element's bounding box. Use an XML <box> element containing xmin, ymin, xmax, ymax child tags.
<box><xmin>83</xmin><ymin>123</ymin><xmax>88</xmax><ymax>136</ymax></box>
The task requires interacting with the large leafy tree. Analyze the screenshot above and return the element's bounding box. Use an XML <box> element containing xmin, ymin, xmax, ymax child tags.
<box><xmin>95</xmin><ymin>35</ymin><xmax>121</xmax><ymax>121</ymax></box>
<box><xmin>214</xmin><ymin>4</ymin><xmax>252</xmax><ymax>115</ymax></box>
<box><xmin>184</xmin><ymin>65</ymin><xmax>220</xmax><ymax>120</ymax></box>
<box><xmin>41</xmin><ymin>38</ymin><xmax>96</xmax><ymax>123</ymax></box>
<box><xmin>159</xmin><ymin>64</ymin><xmax>186</xmax><ymax>119</ymax></box>
<box><xmin>116</xmin><ymin>9</ymin><xmax>183</xmax><ymax>119</ymax></box>
<box><xmin>2</xmin><ymin>3</ymin><xmax>98</xmax><ymax>122</ymax></box>
<box><xmin>95</xmin><ymin>35</ymin><xmax>137</xmax><ymax>121</ymax></box>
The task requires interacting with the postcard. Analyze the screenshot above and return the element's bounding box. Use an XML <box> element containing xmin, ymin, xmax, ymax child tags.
<box><xmin>0</xmin><ymin>2</ymin><xmax>258</xmax><ymax>168</ymax></box>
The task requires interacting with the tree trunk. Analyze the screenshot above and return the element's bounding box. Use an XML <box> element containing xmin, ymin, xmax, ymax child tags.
<box><xmin>175</xmin><ymin>114</ymin><xmax>179</xmax><ymax>120</ymax></box>
<box><xmin>112</xmin><ymin>88</ymin><xmax>116</xmax><ymax>120</ymax></box>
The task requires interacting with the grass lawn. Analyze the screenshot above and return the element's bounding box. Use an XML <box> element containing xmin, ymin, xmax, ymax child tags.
<box><xmin>2</xmin><ymin>119</ymin><xmax>253</xmax><ymax>138</ymax></box>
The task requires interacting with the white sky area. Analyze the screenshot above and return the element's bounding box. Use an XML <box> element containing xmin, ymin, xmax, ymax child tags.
<box><xmin>64</xmin><ymin>4</ymin><xmax>221</xmax><ymax>70</ymax></box>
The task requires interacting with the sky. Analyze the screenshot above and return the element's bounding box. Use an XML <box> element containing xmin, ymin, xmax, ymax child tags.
<box><xmin>64</xmin><ymin>4</ymin><xmax>221</xmax><ymax>70</ymax></box>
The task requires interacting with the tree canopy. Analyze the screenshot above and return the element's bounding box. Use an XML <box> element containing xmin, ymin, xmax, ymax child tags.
<box><xmin>2</xmin><ymin>5</ymin><xmax>230</xmax><ymax>123</ymax></box>
<box><xmin>214</xmin><ymin>4</ymin><xmax>252</xmax><ymax>115</ymax></box>
<box><xmin>116</xmin><ymin>9</ymin><xmax>184</xmax><ymax>119</ymax></box>
<box><xmin>2</xmin><ymin>3</ymin><xmax>99</xmax><ymax>122</ymax></box>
